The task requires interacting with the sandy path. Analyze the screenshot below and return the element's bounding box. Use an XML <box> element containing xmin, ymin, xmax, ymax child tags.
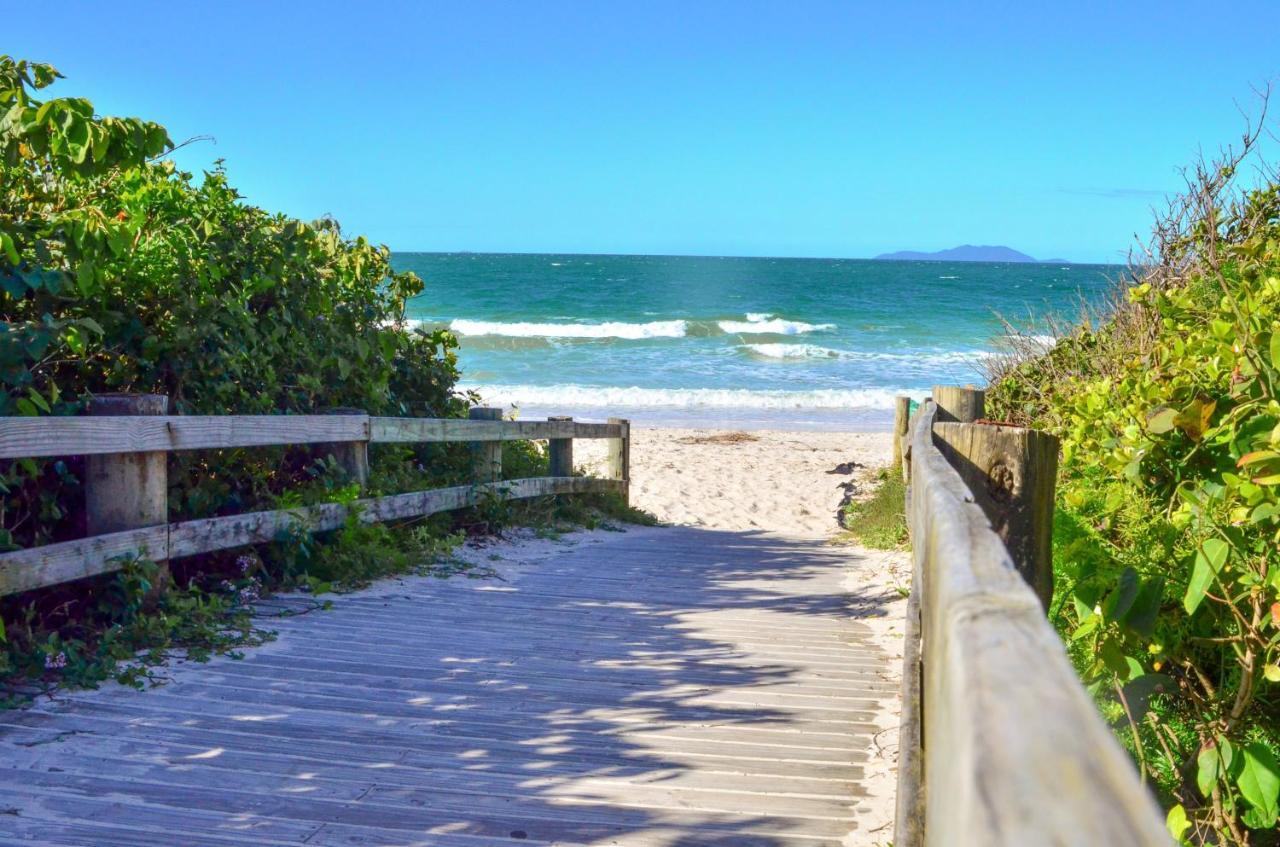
<box><xmin>578</xmin><ymin>428</ymin><xmax>894</xmax><ymax>537</ymax></box>
<box><xmin>576</xmin><ymin>427</ymin><xmax>908</xmax><ymax>845</ymax></box>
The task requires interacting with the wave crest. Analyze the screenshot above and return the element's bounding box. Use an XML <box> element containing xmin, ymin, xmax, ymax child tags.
<box><xmin>717</xmin><ymin>314</ymin><xmax>835</xmax><ymax>335</ymax></box>
<box><xmin>451</xmin><ymin>318</ymin><xmax>688</xmax><ymax>340</ymax></box>
<box><xmin>443</xmin><ymin>313</ymin><xmax>836</xmax><ymax>340</ymax></box>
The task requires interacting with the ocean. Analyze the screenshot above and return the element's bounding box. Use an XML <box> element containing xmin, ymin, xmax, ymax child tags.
<box><xmin>395</xmin><ymin>253</ymin><xmax>1119</xmax><ymax>430</ymax></box>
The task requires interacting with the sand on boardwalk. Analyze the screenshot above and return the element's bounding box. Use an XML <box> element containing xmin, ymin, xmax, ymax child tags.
<box><xmin>570</xmin><ymin>427</ymin><xmax>908</xmax><ymax>844</ymax></box>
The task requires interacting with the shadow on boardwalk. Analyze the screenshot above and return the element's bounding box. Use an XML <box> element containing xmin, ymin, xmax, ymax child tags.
<box><xmin>0</xmin><ymin>525</ymin><xmax>900</xmax><ymax>847</ymax></box>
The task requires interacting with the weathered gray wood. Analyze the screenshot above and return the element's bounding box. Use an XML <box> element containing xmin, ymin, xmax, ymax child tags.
<box><xmin>931</xmin><ymin>384</ymin><xmax>985</xmax><ymax>423</ymax></box>
<box><xmin>1</xmin><ymin>477</ymin><xmax>622</xmax><ymax>595</ymax></box>
<box><xmin>84</xmin><ymin>395</ymin><xmax>169</xmax><ymax>538</ymax></box>
<box><xmin>902</xmin><ymin>402</ymin><xmax>1168</xmax><ymax>846</ymax></box>
<box><xmin>547</xmin><ymin>415</ymin><xmax>574</xmax><ymax>477</ymax></box>
<box><xmin>84</xmin><ymin>394</ymin><xmax>170</xmax><ymax>597</ymax></box>
<box><xmin>893</xmin><ymin>557</ymin><xmax>925</xmax><ymax>847</ymax></box>
<box><xmin>369</xmin><ymin>416</ymin><xmax>622</xmax><ymax>443</ymax></box>
<box><xmin>893</xmin><ymin>396</ymin><xmax>911</xmax><ymax>471</ymax></box>
<box><xmin>0</xmin><ymin>414</ymin><xmax>370</xmax><ymax>458</ymax></box>
<box><xmin>0</xmin><ymin>414</ymin><xmax>623</xmax><ymax>459</ymax></box>
<box><xmin>317</xmin><ymin>407</ymin><xmax>369</xmax><ymax>490</ymax></box>
<box><xmin>932</xmin><ymin>421</ymin><xmax>1059</xmax><ymax>609</ymax></box>
<box><xmin>1</xmin><ymin>526</ymin><xmax>893</xmax><ymax>845</ymax></box>
<box><xmin>607</xmin><ymin>416</ymin><xmax>631</xmax><ymax>504</ymax></box>
<box><xmin>468</xmin><ymin>406</ymin><xmax>503</xmax><ymax>482</ymax></box>
<box><xmin>0</xmin><ymin>525</ymin><xmax>169</xmax><ymax>596</ymax></box>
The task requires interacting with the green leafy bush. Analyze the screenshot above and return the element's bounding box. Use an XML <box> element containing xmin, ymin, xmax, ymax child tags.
<box><xmin>988</xmin><ymin>138</ymin><xmax>1280</xmax><ymax>843</ymax></box>
<box><xmin>0</xmin><ymin>56</ymin><xmax>477</xmax><ymax>696</ymax></box>
<box><xmin>0</xmin><ymin>55</ymin><xmax>464</xmax><ymax>552</ymax></box>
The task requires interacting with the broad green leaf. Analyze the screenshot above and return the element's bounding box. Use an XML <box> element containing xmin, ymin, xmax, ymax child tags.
<box><xmin>1121</xmin><ymin>576</ymin><xmax>1163</xmax><ymax>637</ymax></box>
<box><xmin>1185</xmin><ymin>539</ymin><xmax>1229</xmax><ymax>615</ymax></box>
<box><xmin>1147</xmin><ymin>406</ymin><xmax>1177</xmax><ymax>434</ymax></box>
<box><xmin>1237</xmin><ymin>743</ymin><xmax>1280</xmax><ymax>827</ymax></box>
<box><xmin>1239</xmin><ymin>450</ymin><xmax>1280</xmax><ymax>467</ymax></box>
<box><xmin>0</xmin><ymin>230</ymin><xmax>18</xmax><ymax>265</ymax></box>
<box><xmin>1198</xmin><ymin>746</ymin><xmax>1220</xmax><ymax>799</ymax></box>
<box><xmin>1250</xmin><ymin>503</ymin><xmax>1280</xmax><ymax>523</ymax></box>
<box><xmin>1165</xmin><ymin>804</ymin><xmax>1191</xmax><ymax>842</ymax></box>
<box><xmin>1104</xmin><ymin>567</ymin><xmax>1139</xmax><ymax>621</ymax></box>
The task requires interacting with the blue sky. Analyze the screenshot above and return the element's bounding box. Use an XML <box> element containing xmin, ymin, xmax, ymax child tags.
<box><xmin>11</xmin><ymin>1</ymin><xmax>1280</xmax><ymax>263</ymax></box>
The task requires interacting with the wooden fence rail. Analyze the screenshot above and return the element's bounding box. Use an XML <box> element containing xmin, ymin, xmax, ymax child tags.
<box><xmin>894</xmin><ymin>388</ymin><xmax>1170</xmax><ymax>846</ymax></box>
<box><xmin>0</xmin><ymin>397</ymin><xmax>629</xmax><ymax>597</ymax></box>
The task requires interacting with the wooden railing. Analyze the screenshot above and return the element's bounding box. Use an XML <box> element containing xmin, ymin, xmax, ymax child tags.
<box><xmin>0</xmin><ymin>395</ymin><xmax>630</xmax><ymax>597</ymax></box>
<box><xmin>893</xmin><ymin>387</ymin><xmax>1170</xmax><ymax>846</ymax></box>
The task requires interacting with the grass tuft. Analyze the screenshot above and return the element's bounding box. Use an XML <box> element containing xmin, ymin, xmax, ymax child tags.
<box><xmin>840</xmin><ymin>467</ymin><xmax>908</xmax><ymax>550</ymax></box>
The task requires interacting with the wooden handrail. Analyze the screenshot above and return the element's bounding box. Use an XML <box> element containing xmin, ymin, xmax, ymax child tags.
<box><xmin>0</xmin><ymin>402</ymin><xmax>631</xmax><ymax>597</ymax></box>
<box><xmin>0</xmin><ymin>477</ymin><xmax>621</xmax><ymax>596</ymax></box>
<box><xmin>895</xmin><ymin>397</ymin><xmax>1169</xmax><ymax>846</ymax></box>
<box><xmin>0</xmin><ymin>414</ymin><xmax>625</xmax><ymax>459</ymax></box>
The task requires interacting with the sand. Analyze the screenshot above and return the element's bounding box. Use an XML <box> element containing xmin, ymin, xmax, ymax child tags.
<box><xmin>577</xmin><ymin>427</ymin><xmax>895</xmax><ymax>537</ymax></box>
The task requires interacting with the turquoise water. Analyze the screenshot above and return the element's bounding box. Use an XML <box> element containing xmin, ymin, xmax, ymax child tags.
<box><xmin>396</xmin><ymin>253</ymin><xmax>1119</xmax><ymax>430</ymax></box>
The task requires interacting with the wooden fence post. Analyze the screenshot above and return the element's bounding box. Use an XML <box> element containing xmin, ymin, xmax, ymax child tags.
<box><xmin>547</xmin><ymin>416</ymin><xmax>574</xmax><ymax>477</ymax></box>
<box><xmin>469</xmin><ymin>406</ymin><xmax>503</xmax><ymax>483</ymax></box>
<box><xmin>607</xmin><ymin>417</ymin><xmax>630</xmax><ymax>505</ymax></box>
<box><xmin>321</xmin><ymin>408</ymin><xmax>369</xmax><ymax>490</ymax></box>
<box><xmin>85</xmin><ymin>393</ymin><xmax>170</xmax><ymax>590</ymax></box>
<box><xmin>932</xmin><ymin>384</ymin><xmax>985</xmax><ymax>423</ymax></box>
<box><xmin>932</xmin><ymin>421</ymin><xmax>1059</xmax><ymax>609</ymax></box>
<box><xmin>893</xmin><ymin>396</ymin><xmax>911</xmax><ymax>473</ymax></box>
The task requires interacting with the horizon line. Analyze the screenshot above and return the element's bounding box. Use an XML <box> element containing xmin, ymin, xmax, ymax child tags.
<box><xmin>384</xmin><ymin>248</ymin><xmax>1126</xmax><ymax>266</ymax></box>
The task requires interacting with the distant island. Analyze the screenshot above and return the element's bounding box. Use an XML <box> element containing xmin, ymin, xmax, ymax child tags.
<box><xmin>874</xmin><ymin>245</ymin><xmax>1070</xmax><ymax>263</ymax></box>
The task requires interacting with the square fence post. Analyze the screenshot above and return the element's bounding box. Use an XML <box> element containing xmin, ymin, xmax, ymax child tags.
<box><xmin>321</xmin><ymin>407</ymin><xmax>369</xmax><ymax>490</ymax></box>
<box><xmin>468</xmin><ymin>406</ymin><xmax>503</xmax><ymax>483</ymax></box>
<box><xmin>547</xmin><ymin>416</ymin><xmax>574</xmax><ymax>477</ymax></box>
<box><xmin>85</xmin><ymin>393</ymin><xmax>171</xmax><ymax>593</ymax></box>
<box><xmin>607</xmin><ymin>417</ymin><xmax>630</xmax><ymax>505</ymax></box>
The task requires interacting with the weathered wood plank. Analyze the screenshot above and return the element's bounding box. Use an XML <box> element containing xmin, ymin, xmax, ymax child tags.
<box><xmin>0</xmin><ymin>415</ymin><xmax>370</xmax><ymax>458</ymax></box>
<box><xmin>0</xmin><ymin>415</ymin><xmax>624</xmax><ymax>460</ymax></box>
<box><xmin>932</xmin><ymin>420</ymin><xmax>1059</xmax><ymax>609</ymax></box>
<box><xmin>369</xmin><ymin>417</ymin><xmax>622</xmax><ymax>443</ymax></box>
<box><xmin>0</xmin><ymin>477</ymin><xmax>622</xmax><ymax>595</ymax></box>
<box><xmin>930</xmin><ymin>384</ymin><xmax>984</xmax><ymax>423</ymax></box>
<box><xmin>903</xmin><ymin>400</ymin><xmax>1169</xmax><ymax>846</ymax></box>
<box><xmin>0</xmin><ymin>526</ymin><xmax>893</xmax><ymax>845</ymax></box>
<box><xmin>0</xmin><ymin>525</ymin><xmax>168</xmax><ymax>596</ymax></box>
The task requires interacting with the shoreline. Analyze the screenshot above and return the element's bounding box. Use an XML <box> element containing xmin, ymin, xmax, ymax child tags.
<box><xmin>511</xmin><ymin>405</ymin><xmax>898</xmax><ymax>434</ymax></box>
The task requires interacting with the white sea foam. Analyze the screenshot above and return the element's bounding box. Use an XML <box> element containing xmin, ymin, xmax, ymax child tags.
<box><xmin>743</xmin><ymin>343</ymin><xmax>990</xmax><ymax>366</ymax></box>
<box><xmin>450</xmin><ymin>318</ymin><xmax>688</xmax><ymax>339</ymax></box>
<box><xmin>459</xmin><ymin>383</ymin><xmax>921</xmax><ymax>411</ymax></box>
<box><xmin>744</xmin><ymin>343</ymin><xmax>849</xmax><ymax>360</ymax></box>
<box><xmin>717</xmin><ymin>313</ymin><xmax>835</xmax><ymax>335</ymax></box>
<box><xmin>446</xmin><ymin>313</ymin><xmax>835</xmax><ymax>340</ymax></box>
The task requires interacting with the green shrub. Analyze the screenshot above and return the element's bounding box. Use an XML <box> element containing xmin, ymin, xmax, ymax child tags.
<box><xmin>0</xmin><ymin>56</ymin><xmax>464</xmax><ymax>551</ymax></box>
<box><xmin>988</xmin><ymin>141</ymin><xmax>1280</xmax><ymax>843</ymax></box>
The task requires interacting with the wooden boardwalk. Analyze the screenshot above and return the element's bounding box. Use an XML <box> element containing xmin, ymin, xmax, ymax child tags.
<box><xmin>0</xmin><ymin>525</ymin><xmax>898</xmax><ymax>847</ymax></box>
